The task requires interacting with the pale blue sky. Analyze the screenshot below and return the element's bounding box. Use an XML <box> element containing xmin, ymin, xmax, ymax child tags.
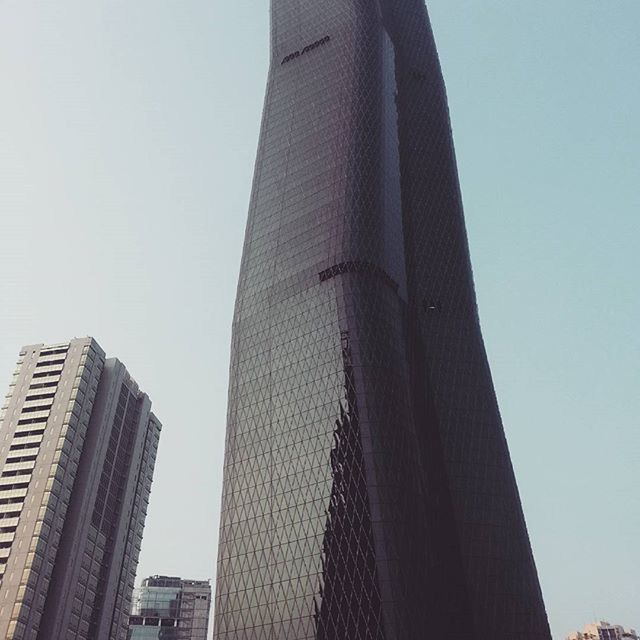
<box><xmin>0</xmin><ymin>2</ymin><xmax>637</xmax><ymax>638</ymax></box>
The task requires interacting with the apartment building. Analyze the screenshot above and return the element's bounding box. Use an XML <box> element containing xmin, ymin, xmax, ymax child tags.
<box><xmin>0</xmin><ymin>338</ymin><xmax>161</xmax><ymax>640</ymax></box>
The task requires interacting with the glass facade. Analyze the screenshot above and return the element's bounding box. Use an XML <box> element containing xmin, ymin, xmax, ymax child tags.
<box><xmin>127</xmin><ymin>576</ymin><xmax>211</xmax><ymax>640</ymax></box>
<box><xmin>214</xmin><ymin>1</ymin><xmax>552</xmax><ymax>639</ymax></box>
<box><xmin>134</xmin><ymin>586</ymin><xmax>182</xmax><ymax>618</ymax></box>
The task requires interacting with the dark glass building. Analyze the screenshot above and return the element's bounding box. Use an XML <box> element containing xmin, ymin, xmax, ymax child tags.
<box><xmin>214</xmin><ymin>2</ymin><xmax>551</xmax><ymax>639</ymax></box>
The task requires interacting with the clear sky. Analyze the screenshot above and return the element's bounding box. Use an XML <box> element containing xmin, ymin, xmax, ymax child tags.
<box><xmin>0</xmin><ymin>2</ymin><xmax>637</xmax><ymax>638</ymax></box>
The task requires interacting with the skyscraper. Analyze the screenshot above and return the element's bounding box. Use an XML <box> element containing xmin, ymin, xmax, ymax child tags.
<box><xmin>127</xmin><ymin>575</ymin><xmax>212</xmax><ymax>639</ymax></box>
<box><xmin>0</xmin><ymin>338</ymin><xmax>161</xmax><ymax>640</ymax></box>
<box><xmin>214</xmin><ymin>2</ymin><xmax>551</xmax><ymax>639</ymax></box>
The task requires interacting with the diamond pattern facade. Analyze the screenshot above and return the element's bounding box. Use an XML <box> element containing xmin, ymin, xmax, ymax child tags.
<box><xmin>214</xmin><ymin>2</ymin><xmax>551</xmax><ymax>639</ymax></box>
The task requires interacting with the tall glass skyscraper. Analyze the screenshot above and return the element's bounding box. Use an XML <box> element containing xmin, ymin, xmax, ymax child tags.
<box><xmin>214</xmin><ymin>2</ymin><xmax>551</xmax><ymax>639</ymax></box>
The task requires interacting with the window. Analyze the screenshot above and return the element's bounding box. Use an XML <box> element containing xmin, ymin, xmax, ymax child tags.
<box><xmin>25</xmin><ymin>393</ymin><xmax>55</xmax><ymax>402</ymax></box>
<box><xmin>21</xmin><ymin>405</ymin><xmax>52</xmax><ymax>414</ymax></box>
<box><xmin>28</xmin><ymin>382</ymin><xmax>57</xmax><ymax>391</ymax></box>
<box><xmin>32</xmin><ymin>371</ymin><xmax>61</xmax><ymax>379</ymax></box>
<box><xmin>39</xmin><ymin>348</ymin><xmax>67</xmax><ymax>357</ymax></box>
<box><xmin>1</xmin><ymin>471</ymin><xmax>32</xmax><ymax>479</ymax></box>
<box><xmin>0</xmin><ymin>512</ymin><xmax>21</xmax><ymax>520</ymax></box>
<box><xmin>17</xmin><ymin>417</ymin><xmax>47</xmax><ymax>426</ymax></box>
<box><xmin>13</xmin><ymin>428</ymin><xmax>46</xmax><ymax>439</ymax></box>
<box><xmin>5</xmin><ymin>455</ymin><xmax>37</xmax><ymax>465</ymax></box>
<box><xmin>9</xmin><ymin>443</ymin><xmax>41</xmax><ymax>452</ymax></box>
<box><xmin>35</xmin><ymin>359</ymin><xmax>65</xmax><ymax>368</ymax></box>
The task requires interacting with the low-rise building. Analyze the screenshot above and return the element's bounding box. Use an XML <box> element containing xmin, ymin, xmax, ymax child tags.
<box><xmin>128</xmin><ymin>575</ymin><xmax>211</xmax><ymax>639</ymax></box>
<box><xmin>568</xmin><ymin>621</ymin><xmax>638</xmax><ymax>640</ymax></box>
